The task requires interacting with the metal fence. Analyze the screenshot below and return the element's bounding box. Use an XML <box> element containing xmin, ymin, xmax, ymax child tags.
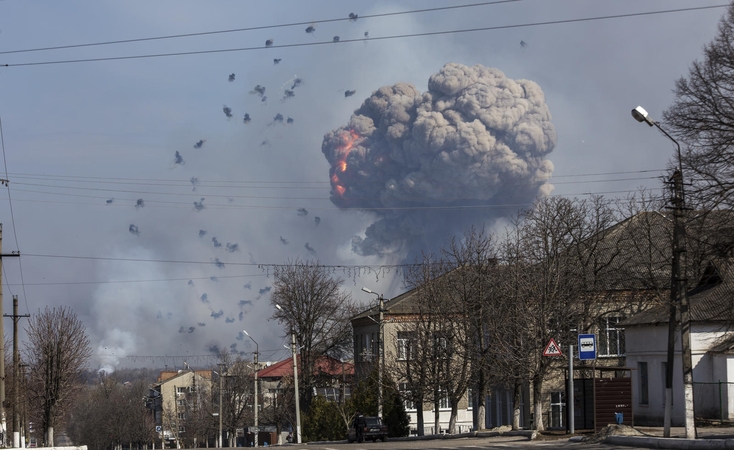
<box><xmin>692</xmin><ymin>381</ymin><xmax>734</xmax><ymax>421</ymax></box>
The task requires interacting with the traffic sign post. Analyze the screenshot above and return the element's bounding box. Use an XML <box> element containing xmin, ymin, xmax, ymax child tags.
<box><xmin>578</xmin><ymin>334</ymin><xmax>596</xmax><ymax>360</ymax></box>
<box><xmin>543</xmin><ymin>338</ymin><xmax>563</xmax><ymax>357</ymax></box>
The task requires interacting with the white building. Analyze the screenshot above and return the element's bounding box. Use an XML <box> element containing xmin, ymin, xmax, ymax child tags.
<box><xmin>622</xmin><ymin>259</ymin><xmax>734</xmax><ymax>425</ymax></box>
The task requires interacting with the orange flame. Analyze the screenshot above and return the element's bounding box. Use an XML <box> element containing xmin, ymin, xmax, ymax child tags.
<box><xmin>331</xmin><ymin>130</ymin><xmax>360</xmax><ymax>197</ymax></box>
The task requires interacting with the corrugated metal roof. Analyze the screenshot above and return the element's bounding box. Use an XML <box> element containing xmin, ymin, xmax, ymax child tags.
<box><xmin>257</xmin><ymin>354</ymin><xmax>354</xmax><ymax>379</ymax></box>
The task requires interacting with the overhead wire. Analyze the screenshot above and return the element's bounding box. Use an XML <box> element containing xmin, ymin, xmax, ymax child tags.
<box><xmin>0</xmin><ymin>118</ymin><xmax>29</xmax><ymax>313</ymax></box>
<box><xmin>0</xmin><ymin>5</ymin><xmax>726</xmax><ymax>68</ymax></box>
<box><xmin>0</xmin><ymin>1</ymin><xmax>520</xmax><ymax>56</ymax></box>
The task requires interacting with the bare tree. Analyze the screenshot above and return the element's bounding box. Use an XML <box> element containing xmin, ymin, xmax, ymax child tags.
<box><xmin>24</xmin><ymin>306</ymin><xmax>91</xmax><ymax>446</ymax></box>
<box><xmin>663</xmin><ymin>2</ymin><xmax>734</xmax><ymax>210</ymax></box>
<box><xmin>270</xmin><ymin>258</ymin><xmax>358</xmax><ymax>409</ymax></box>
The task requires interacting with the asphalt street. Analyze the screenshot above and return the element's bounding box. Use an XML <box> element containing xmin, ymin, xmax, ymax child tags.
<box><xmin>276</xmin><ymin>436</ymin><xmax>634</xmax><ymax>449</ymax></box>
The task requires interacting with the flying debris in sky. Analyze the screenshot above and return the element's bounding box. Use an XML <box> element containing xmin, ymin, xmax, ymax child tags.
<box><xmin>273</xmin><ymin>58</ymin><xmax>281</xmax><ymax>65</ymax></box>
<box><xmin>282</xmin><ymin>90</ymin><xmax>295</xmax><ymax>101</ymax></box>
<box><xmin>265</xmin><ymin>39</ymin><xmax>273</xmax><ymax>47</ymax></box>
<box><xmin>200</xmin><ymin>293</ymin><xmax>209</xmax><ymax>303</ymax></box>
<box><xmin>305</xmin><ymin>25</ymin><xmax>316</xmax><ymax>35</ymax></box>
<box><xmin>228</xmin><ymin>73</ymin><xmax>236</xmax><ymax>82</ymax></box>
<box><xmin>243</xmin><ymin>282</ymin><xmax>252</xmax><ymax>290</ymax></box>
<box><xmin>106</xmin><ymin>198</ymin><xmax>114</xmax><ymax>204</ymax></box>
<box><xmin>199</xmin><ymin>229</ymin><xmax>207</xmax><ymax>238</ymax></box>
<box><xmin>272</xmin><ymin>113</ymin><xmax>284</xmax><ymax>124</ymax></box>
<box><xmin>261</xmin><ymin>96</ymin><xmax>268</xmax><ymax>104</ymax></box>
<box><xmin>322</xmin><ymin>63</ymin><xmax>557</xmax><ymax>259</ymax></box>
<box><xmin>225</xmin><ymin>243</ymin><xmax>239</xmax><ymax>252</ymax></box>
<box><xmin>349</xmin><ymin>12</ymin><xmax>358</xmax><ymax>21</ymax></box>
<box><xmin>210</xmin><ymin>276</ymin><xmax>218</xmax><ymax>282</ymax></box>
<box><xmin>258</xmin><ymin>286</ymin><xmax>271</xmax><ymax>295</ymax></box>
<box><xmin>214</xmin><ymin>258</ymin><xmax>224</xmax><ymax>269</ymax></box>
<box><xmin>238</xmin><ymin>300</ymin><xmax>252</xmax><ymax>307</ymax></box>
<box><xmin>197</xmin><ymin>322</ymin><xmax>205</xmax><ymax>327</ymax></box>
<box><xmin>260</xmin><ymin>140</ymin><xmax>269</xmax><ymax>147</ymax></box>
<box><xmin>190</xmin><ymin>177</ymin><xmax>199</xmax><ymax>191</ymax></box>
<box><xmin>279</xmin><ymin>236</ymin><xmax>288</xmax><ymax>245</ymax></box>
<box><xmin>129</xmin><ymin>224</ymin><xmax>139</xmax><ymax>236</ymax></box>
<box><xmin>212</xmin><ymin>237</ymin><xmax>222</xmax><ymax>247</ymax></box>
<box><xmin>291</xmin><ymin>78</ymin><xmax>303</xmax><ymax>89</ymax></box>
<box><xmin>314</xmin><ymin>216</ymin><xmax>321</xmax><ymax>226</ymax></box>
<box><xmin>304</xmin><ymin>243</ymin><xmax>317</xmax><ymax>256</ymax></box>
<box><xmin>251</xmin><ymin>85</ymin><xmax>266</xmax><ymax>97</ymax></box>
<box><xmin>287</xmin><ymin>117</ymin><xmax>294</xmax><ymax>124</ymax></box>
<box><xmin>223</xmin><ymin>105</ymin><xmax>233</xmax><ymax>119</ymax></box>
<box><xmin>193</xmin><ymin>198</ymin><xmax>205</xmax><ymax>211</ymax></box>
<box><xmin>297</xmin><ymin>208</ymin><xmax>308</xmax><ymax>216</ymax></box>
<box><xmin>211</xmin><ymin>310</ymin><xmax>224</xmax><ymax>319</ymax></box>
<box><xmin>364</xmin><ymin>31</ymin><xmax>369</xmax><ymax>38</ymax></box>
<box><xmin>333</xmin><ymin>36</ymin><xmax>340</xmax><ymax>43</ymax></box>
<box><xmin>193</xmin><ymin>140</ymin><xmax>205</xmax><ymax>149</ymax></box>
<box><xmin>188</xmin><ymin>327</ymin><xmax>195</xmax><ymax>333</ymax></box>
<box><xmin>135</xmin><ymin>198</ymin><xmax>145</xmax><ymax>209</ymax></box>
<box><xmin>188</xmin><ymin>280</ymin><xmax>194</xmax><ymax>286</ymax></box>
<box><xmin>243</xmin><ymin>113</ymin><xmax>251</xmax><ymax>124</ymax></box>
<box><xmin>178</xmin><ymin>326</ymin><xmax>185</xmax><ymax>333</ymax></box>
<box><xmin>344</xmin><ymin>90</ymin><xmax>356</xmax><ymax>97</ymax></box>
<box><xmin>208</xmin><ymin>345</ymin><xmax>220</xmax><ymax>354</ymax></box>
<box><xmin>225</xmin><ymin>317</ymin><xmax>235</xmax><ymax>323</ymax></box>
<box><xmin>174</xmin><ymin>151</ymin><xmax>185</xmax><ymax>165</ymax></box>
<box><xmin>520</xmin><ymin>40</ymin><xmax>528</xmax><ymax>48</ymax></box>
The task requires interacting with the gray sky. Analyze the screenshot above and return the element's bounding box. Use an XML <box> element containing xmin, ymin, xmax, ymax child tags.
<box><xmin>0</xmin><ymin>0</ymin><xmax>726</xmax><ymax>372</ymax></box>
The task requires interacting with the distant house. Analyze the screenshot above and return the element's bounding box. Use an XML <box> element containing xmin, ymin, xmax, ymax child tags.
<box><xmin>149</xmin><ymin>369</ymin><xmax>213</xmax><ymax>445</ymax></box>
<box><xmin>623</xmin><ymin>259</ymin><xmax>734</xmax><ymax>425</ymax></box>
<box><xmin>257</xmin><ymin>354</ymin><xmax>354</xmax><ymax>406</ymax></box>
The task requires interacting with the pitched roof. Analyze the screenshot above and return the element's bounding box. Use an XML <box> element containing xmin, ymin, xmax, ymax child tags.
<box><xmin>257</xmin><ymin>354</ymin><xmax>354</xmax><ymax>379</ymax></box>
<box><xmin>621</xmin><ymin>258</ymin><xmax>734</xmax><ymax>326</ymax></box>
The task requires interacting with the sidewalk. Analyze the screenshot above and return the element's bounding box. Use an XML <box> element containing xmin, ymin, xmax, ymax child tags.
<box><xmin>603</xmin><ymin>426</ymin><xmax>734</xmax><ymax>448</ymax></box>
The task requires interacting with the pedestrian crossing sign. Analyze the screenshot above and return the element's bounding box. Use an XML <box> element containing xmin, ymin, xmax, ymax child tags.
<box><xmin>542</xmin><ymin>338</ymin><xmax>563</xmax><ymax>357</ymax></box>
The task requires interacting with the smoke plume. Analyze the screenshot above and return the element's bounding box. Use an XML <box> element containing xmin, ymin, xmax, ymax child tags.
<box><xmin>223</xmin><ymin>106</ymin><xmax>233</xmax><ymax>119</ymax></box>
<box><xmin>322</xmin><ymin>63</ymin><xmax>556</xmax><ymax>258</ymax></box>
<box><xmin>225</xmin><ymin>243</ymin><xmax>239</xmax><ymax>253</ymax></box>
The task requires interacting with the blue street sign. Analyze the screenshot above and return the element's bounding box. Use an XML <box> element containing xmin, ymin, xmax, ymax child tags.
<box><xmin>578</xmin><ymin>334</ymin><xmax>596</xmax><ymax>360</ymax></box>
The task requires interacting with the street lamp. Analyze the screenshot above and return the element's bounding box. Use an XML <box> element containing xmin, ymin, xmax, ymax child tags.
<box><xmin>632</xmin><ymin>105</ymin><xmax>695</xmax><ymax>439</ymax></box>
<box><xmin>243</xmin><ymin>330</ymin><xmax>259</xmax><ymax>448</ymax></box>
<box><xmin>275</xmin><ymin>304</ymin><xmax>302</xmax><ymax>444</ymax></box>
<box><xmin>361</xmin><ymin>287</ymin><xmax>385</xmax><ymax>419</ymax></box>
<box><xmin>217</xmin><ymin>364</ymin><xmax>225</xmax><ymax>448</ymax></box>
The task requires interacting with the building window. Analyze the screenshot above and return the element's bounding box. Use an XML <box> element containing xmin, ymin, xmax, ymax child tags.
<box><xmin>177</xmin><ymin>412</ymin><xmax>185</xmax><ymax>420</ymax></box>
<box><xmin>439</xmin><ymin>388</ymin><xmax>450</xmax><ymax>410</ymax></box>
<box><xmin>550</xmin><ymin>391</ymin><xmax>565</xmax><ymax>428</ymax></box>
<box><xmin>598</xmin><ymin>316</ymin><xmax>625</xmax><ymax>356</ymax></box>
<box><xmin>638</xmin><ymin>362</ymin><xmax>648</xmax><ymax>405</ymax></box>
<box><xmin>399</xmin><ymin>382</ymin><xmax>415</xmax><ymax>410</ymax></box>
<box><xmin>467</xmin><ymin>388</ymin><xmax>473</xmax><ymax>410</ymax></box>
<box><xmin>397</xmin><ymin>332</ymin><xmax>414</xmax><ymax>361</ymax></box>
<box><xmin>178</xmin><ymin>399</ymin><xmax>185</xmax><ymax>407</ymax></box>
<box><xmin>434</xmin><ymin>334</ymin><xmax>450</xmax><ymax>359</ymax></box>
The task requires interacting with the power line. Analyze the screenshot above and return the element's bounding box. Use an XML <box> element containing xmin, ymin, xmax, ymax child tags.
<box><xmin>4</xmin><ymin>273</ymin><xmax>266</xmax><ymax>287</ymax></box>
<box><xmin>1</xmin><ymin>5</ymin><xmax>726</xmax><ymax>68</ymax></box>
<box><xmin>0</xmin><ymin>1</ymin><xmax>519</xmax><ymax>56</ymax></box>
<box><xmin>0</xmin><ymin>119</ymin><xmax>29</xmax><ymax>313</ymax></box>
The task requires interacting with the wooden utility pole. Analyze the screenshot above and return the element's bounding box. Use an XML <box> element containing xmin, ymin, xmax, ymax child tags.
<box><xmin>5</xmin><ymin>295</ymin><xmax>29</xmax><ymax>448</ymax></box>
<box><xmin>0</xmin><ymin>223</ymin><xmax>20</xmax><ymax>447</ymax></box>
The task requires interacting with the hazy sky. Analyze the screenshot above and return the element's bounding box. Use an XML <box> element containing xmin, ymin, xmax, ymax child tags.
<box><xmin>0</xmin><ymin>0</ymin><xmax>726</xmax><ymax>372</ymax></box>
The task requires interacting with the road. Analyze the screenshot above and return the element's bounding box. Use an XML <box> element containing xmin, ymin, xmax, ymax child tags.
<box><xmin>276</xmin><ymin>436</ymin><xmax>637</xmax><ymax>449</ymax></box>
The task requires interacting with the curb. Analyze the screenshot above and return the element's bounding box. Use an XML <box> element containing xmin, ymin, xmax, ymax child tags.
<box><xmin>305</xmin><ymin>429</ymin><xmax>537</xmax><ymax>445</ymax></box>
<box><xmin>604</xmin><ymin>435</ymin><xmax>734</xmax><ymax>449</ymax></box>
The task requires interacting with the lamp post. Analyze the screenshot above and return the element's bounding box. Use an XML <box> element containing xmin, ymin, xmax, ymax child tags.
<box><xmin>243</xmin><ymin>330</ymin><xmax>259</xmax><ymax>448</ymax></box>
<box><xmin>217</xmin><ymin>363</ymin><xmax>224</xmax><ymax>448</ymax></box>
<box><xmin>275</xmin><ymin>304</ymin><xmax>301</xmax><ymax>444</ymax></box>
<box><xmin>632</xmin><ymin>105</ymin><xmax>695</xmax><ymax>439</ymax></box>
<box><xmin>361</xmin><ymin>287</ymin><xmax>385</xmax><ymax>419</ymax></box>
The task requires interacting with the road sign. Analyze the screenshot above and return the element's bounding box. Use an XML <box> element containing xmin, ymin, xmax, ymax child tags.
<box><xmin>578</xmin><ymin>334</ymin><xmax>596</xmax><ymax>360</ymax></box>
<box><xmin>542</xmin><ymin>338</ymin><xmax>563</xmax><ymax>356</ymax></box>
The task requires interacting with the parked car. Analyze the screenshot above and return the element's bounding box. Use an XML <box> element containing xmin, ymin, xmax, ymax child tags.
<box><xmin>347</xmin><ymin>416</ymin><xmax>388</xmax><ymax>443</ymax></box>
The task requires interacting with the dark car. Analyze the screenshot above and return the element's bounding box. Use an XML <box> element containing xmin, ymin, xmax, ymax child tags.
<box><xmin>347</xmin><ymin>416</ymin><xmax>388</xmax><ymax>443</ymax></box>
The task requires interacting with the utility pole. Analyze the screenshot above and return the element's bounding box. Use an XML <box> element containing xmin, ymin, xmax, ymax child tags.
<box><xmin>671</xmin><ymin>170</ymin><xmax>696</xmax><ymax>439</ymax></box>
<box><xmin>378</xmin><ymin>295</ymin><xmax>384</xmax><ymax>420</ymax></box>
<box><xmin>291</xmin><ymin>330</ymin><xmax>301</xmax><ymax>444</ymax></box>
<box><xmin>0</xmin><ymin>223</ymin><xmax>20</xmax><ymax>447</ymax></box>
<box><xmin>218</xmin><ymin>364</ymin><xmax>224</xmax><ymax>449</ymax></box>
<box><xmin>253</xmin><ymin>349</ymin><xmax>258</xmax><ymax>448</ymax></box>
<box><xmin>5</xmin><ymin>295</ymin><xmax>29</xmax><ymax>449</ymax></box>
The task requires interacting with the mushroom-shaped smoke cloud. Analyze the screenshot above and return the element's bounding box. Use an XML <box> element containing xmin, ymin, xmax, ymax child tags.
<box><xmin>322</xmin><ymin>63</ymin><xmax>556</xmax><ymax>258</ymax></box>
